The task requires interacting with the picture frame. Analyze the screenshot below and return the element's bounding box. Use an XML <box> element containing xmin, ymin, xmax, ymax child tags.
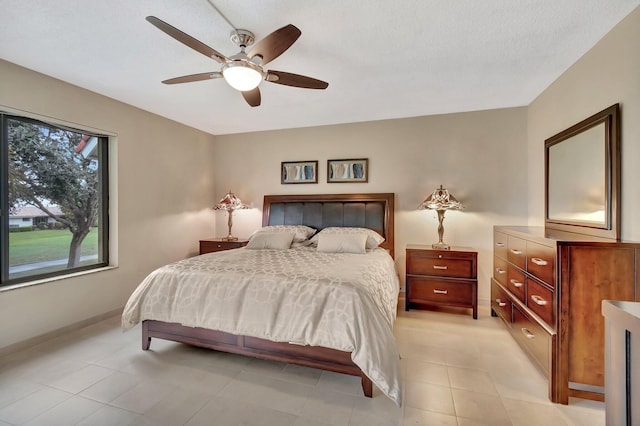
<box><xmin>281</xmin><ymin>160</ymin><xmax>318</xmax><ymax>184</ymax></box>
<box><xmin>327</xmin><ymin>158</ymin><xmax>368</xmax><ymax>183</ymax></box>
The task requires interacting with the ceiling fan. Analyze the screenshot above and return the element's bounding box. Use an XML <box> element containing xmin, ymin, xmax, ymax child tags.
<box><xmin>146</xmin><ymin>16</ymin><xmax>329</xmax><ymax>107</ymax></box>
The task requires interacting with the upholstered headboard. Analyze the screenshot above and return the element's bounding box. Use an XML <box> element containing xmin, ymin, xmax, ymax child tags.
<box><xmin>262</xmin><ymin>193</ymin><xmax>395</xmax><ymax>258</ymax></box>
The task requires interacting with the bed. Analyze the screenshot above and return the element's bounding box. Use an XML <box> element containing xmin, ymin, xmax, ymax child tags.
<box><xmin>121</xmin><ymin>193</ymin><xmax>401</xmax><ymax>405</ymax></box>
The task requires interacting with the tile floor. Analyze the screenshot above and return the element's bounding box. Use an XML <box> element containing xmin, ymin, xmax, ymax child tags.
<box><xmin>0</xmin><ymin>305</ymin><xmax>605</xmax><ymax>425</ymax></box>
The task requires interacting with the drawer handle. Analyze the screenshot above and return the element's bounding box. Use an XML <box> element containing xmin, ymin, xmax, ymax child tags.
<box><xmin>433</xmin><ymin>265</ymin><xmax>448</xmax><ymax>270</ymax></box>
<box><xmin>495</xmin><ymin>268</ymin><xmax>506</xmax><ymax>275</ymax></box>
<box><xmin>531</xmin><ymin>295</ymin><xmax>547</xmax><ymax>306</ymax></box>
<box><xmin>510</xmin><ymin>249</ymin><xmax>523</xmax><ymax>255</ymax></box>
<box><xmin>433</xmin><ymin>289</ymin><xmax>448</xmax><ymax>295</ymax></box>
<box><xmin>495</xmin><ymin>298</ymin><xmax>507</xmax><ymax>307</ymax></box>
<box><xmin>509</xmin><ymin>279</ymin><xmax>523</xmax><ymax>288</ymax></box>
<box><xmin>530</xmin><ymin>257</ymin><xmax>548</xmax><ymax>266</ymax></box>
<box><xmin>496</xmin><ymin>242</ymin><xmax>505</xmax><ymax>247</ymax></box>
<box><xmin>217</xmin><ymin>244</ymin><xmax>223</xmax><ymax>248</ymax></box>
<box><xmin>521</xmin><ymin>328</ymin><xmax>536</xmax><ymax>339</ymax></box>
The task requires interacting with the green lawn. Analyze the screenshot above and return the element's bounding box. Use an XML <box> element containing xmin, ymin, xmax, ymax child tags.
<box><xmin>9</xmin><ymin>228</ymin><xmax>98</xmax><ymax>266</ymax></box>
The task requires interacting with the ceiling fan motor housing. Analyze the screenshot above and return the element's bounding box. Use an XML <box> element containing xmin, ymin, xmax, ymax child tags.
<box><xmin>230</xmin><ymin>29</ymin><xmax>255</xmax><ymax>49</ymax></box>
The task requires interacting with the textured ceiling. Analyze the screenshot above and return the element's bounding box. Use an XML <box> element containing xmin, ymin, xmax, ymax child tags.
<box><xmin>1</xmin><ymin>1</ymin><xmax>639</xmax><ymax>135</ymax></box>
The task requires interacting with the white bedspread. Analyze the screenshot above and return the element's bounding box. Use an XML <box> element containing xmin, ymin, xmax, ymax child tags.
<box><xmin>121</xmin><ymin>246</ymin><xmax>402</xmax><ymax>405</ymax></box>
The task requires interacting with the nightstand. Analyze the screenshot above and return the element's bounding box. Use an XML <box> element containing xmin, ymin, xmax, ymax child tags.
<box><xmin>405</xmin><ymin>244</ymin><xmax>478</xmax><ymax>319</ymax></box>
<box><xmin>199</xmin><ymin>238</ymin><xmax>248</xmax><ymax>254</ymax></box>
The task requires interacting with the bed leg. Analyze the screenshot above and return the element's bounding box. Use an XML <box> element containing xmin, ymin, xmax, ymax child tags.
<box><xmin>361</xmin><ymin>375</ymin><xmax>373</xmax><ymax>398</ymax></box>
<box><xmin>142</xmin><ymin>320</ymin><xmax>151</xmax><ymax>350</ymax></box>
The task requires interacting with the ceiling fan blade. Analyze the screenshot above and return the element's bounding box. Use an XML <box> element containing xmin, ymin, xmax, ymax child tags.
<box><xmin>248</xmin><ymin>24</ymin><xmax>301</xmax><ymax>66</ymax></box>
<box><xmin>266</xmin><ymin>70</ymin><xmax>329</xmax><ymax>89</ymax></box>
<box><xmin>146</xmin><ymin>16</ymin><xmax>228</xmax><ymax>64</ymax></box>
<box><xmin>162</xmin><ymin>72</ymin><xmax>222</xmax><ymax>85</ymax></box>
<box><xmin>241</xmin><ymin>88</ymin><xmax>261</xmax><ymax>107</ymax></box>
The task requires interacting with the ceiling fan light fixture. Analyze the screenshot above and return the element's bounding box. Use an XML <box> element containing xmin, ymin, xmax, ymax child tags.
<box><xmin>222</xmin><ymin>61</ymin><xmax>263</xmax><ymax>91</ymax></box>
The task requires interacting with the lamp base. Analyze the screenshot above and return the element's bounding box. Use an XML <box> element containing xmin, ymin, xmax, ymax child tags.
<box><xmin>432</xmin><ymin>242</ymin><xmax>450</xmax><ymax>250</ymax></box>
<box><xmin>222</xmin><ymin>236</ymin><xmax>239</xmax><ymax>241</ymax></box>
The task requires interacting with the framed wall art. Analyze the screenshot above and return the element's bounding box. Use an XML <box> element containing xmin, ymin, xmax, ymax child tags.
<box><xmin>281</xmin><ymin>160</ymin><xmax>318</xmax><ymax>184</ymax></box>
<box><xmin>327</xmin><ymin>158</ymin><xmax>368</xmax><ymax>183</ymax></box>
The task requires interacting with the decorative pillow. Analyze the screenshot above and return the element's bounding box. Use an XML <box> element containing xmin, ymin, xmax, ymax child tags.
<box><xmin>310</xmin><ymin>227</ymin><xmax>385</xmax><ymax>249</ymax></box>
<box><xmin>252</xmin><ymin>225</ymin><xmax>316</xmax><ymax>243</ymax></box>
<box><xmin>246</xmin><ymin>232</ymin><xmax>295</xmax><ymax>250</ymax></box>
<box><xmin>316</xmin><ymin>233</ymin><xmax>367</xmax><ymax>254</ymax></box>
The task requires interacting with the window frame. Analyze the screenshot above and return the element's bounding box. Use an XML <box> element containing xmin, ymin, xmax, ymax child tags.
<box><xmin>0</xmin><ymin>113</ymin><xmax>110</xmax><ymax>287</ymax></box>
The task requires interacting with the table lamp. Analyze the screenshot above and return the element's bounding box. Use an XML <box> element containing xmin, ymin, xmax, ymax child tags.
<box><xmin>418</xmin><ymin>185</ymin><xmax>463</xmax><ymax>250</ymax></box>
<box><xmin>214</xmin><ymin>191</ymin><xmax>248</xmax><ymax>241</ymax></box>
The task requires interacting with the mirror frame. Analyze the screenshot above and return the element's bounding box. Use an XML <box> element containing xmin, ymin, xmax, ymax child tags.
<box><xmin>545</xmin><ymin>103</ymin><xmax>620</xmax><ymax>239</ymax></box>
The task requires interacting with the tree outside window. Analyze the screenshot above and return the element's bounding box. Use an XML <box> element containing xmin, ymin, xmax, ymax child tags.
<box><xmin>1</xmin><ymin>114</ymin><xmax>109</xmax><ymax>285</ymax></box>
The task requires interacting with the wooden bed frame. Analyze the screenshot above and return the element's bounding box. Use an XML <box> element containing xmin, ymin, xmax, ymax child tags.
<box><xmin>141</xmin><ymin>193</ymin><xmax>395</xmax><ymax>397</ymax></box>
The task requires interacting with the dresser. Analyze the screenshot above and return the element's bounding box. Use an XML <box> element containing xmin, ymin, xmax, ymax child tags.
<box><xmin>491</xmin><ymin>226</ymin><xmax>639</xmax><ymax>404</ymax></box>
<box><xmin>406</xmin><ymin>245</ymin><xmax>478</xmax><ymax>319</ymax></box>
<box><xmin>199</xmin><ymin>238</ymin><xmax>248</xmax><ymax>254</ymax></box>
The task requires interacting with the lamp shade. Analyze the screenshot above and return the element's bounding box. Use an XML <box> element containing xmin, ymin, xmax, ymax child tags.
<box><xmin>214</xmin><ymin>191</ymin><xmax>248</xmax><ymax>211</ymax></box>
<box><xmin>418</xmin><ymin>185</ymin><xmax>462</xmax><ymax>250</ymax></box>
<box><xmin>214</xmin><ymin>191</ymin><xmax>247</xmax><ymax>241</ymax></box>
<box><xmin>418</xmin><ymin>185</ymin><xmax>463</xmax><ymax>211</ymax></box>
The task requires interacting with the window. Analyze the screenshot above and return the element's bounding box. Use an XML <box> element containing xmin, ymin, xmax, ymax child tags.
<box><xmin>1</xmin><ymin>114</ymin><xmax>109</xmax><ymax>286</ymax></box>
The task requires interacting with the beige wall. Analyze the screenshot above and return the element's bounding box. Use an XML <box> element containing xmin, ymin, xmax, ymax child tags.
<box><xmin>0</xmin><ymin>60</ymin><xmax>217</xmax><ymax>350</ymax></box>
<box><xmin>528</xmin><ymin>6</ymin><xmax>640</xmax><ymax>241</ymax></box>
<box><xmin>213</xmin><ymin>108</ymin><xmax>529</xmax><ymax>302</ymax></box>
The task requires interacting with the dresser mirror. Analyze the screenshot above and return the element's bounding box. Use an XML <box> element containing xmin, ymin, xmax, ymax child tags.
<box><xmin>545</xmin><ymin>103</ymin><xmax>620</xmax><ymax>239</ymax></box>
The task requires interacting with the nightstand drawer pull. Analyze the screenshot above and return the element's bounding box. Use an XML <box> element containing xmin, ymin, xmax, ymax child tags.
<box><xmin>433</xmin><ymin>265</ymin><xmax>448</xmax><ymax>270</ymax></box>
<box><xmin>495</xmin><ymin>268</ymin><xmax>506</xmax><ymax>275</ymax></box>
<box><xmin>495</xmin><ymin>242</ymin><xmax>505</xmax><ymax>247</ymax></box>
<box><xmin>433</xmin><ymin>289</ymin><xmax>448</xmax><ymax>295</ymax></box>
<box><xmin>509</xmin><ymin>279</ymin><xmax>523</xmax><ymax>288</ymax></box>
<box><xmin>495</xmin><ymin>298</ymin><xmax>507</xmax><ymax>307</ymax></box>
<box><xmin>530</xmin><ymin>257</ymin><xmax>548</xmax><ymax>266</ymax></box>
<box><xmin>510</xmin><ymin>249</ymin><xmax>522</xmax><ymax>255</ymax></box>
<box><xmin>521</xmin><ymin>328</ymin><xmax>536</xmax><ymax>339</ymax></box>
<box><xmin>530</xmin><ymin>295</ymin><xmax>547</xmax><ymax>306</ymax></box>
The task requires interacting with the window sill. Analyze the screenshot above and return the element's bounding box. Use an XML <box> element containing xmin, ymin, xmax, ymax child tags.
<box><xmin>0</xmin><ymin>265</ymin><xmax>118</xmax><ymax>293</ymax></box>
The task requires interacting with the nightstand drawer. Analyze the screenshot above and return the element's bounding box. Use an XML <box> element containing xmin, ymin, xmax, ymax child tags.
<box><xmin>407</xmin><ymin>254</ymin><xmax>475</xmax><ymax>278</ymax></box>
<box><xmin>407</xmin><ymin>276</ymin><xmax>474</xmax><ymax>305</ymax></box>
<box><xmin>200</xmin><ymin>239</ymin><xmax>247</xmax><ymax>254</ymax></box>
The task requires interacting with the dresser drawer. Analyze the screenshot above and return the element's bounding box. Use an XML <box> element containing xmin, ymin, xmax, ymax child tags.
<box><xmin>512</xmin><ymin>305</ymin><xmax>552</xmax><ymax>378</ymax></box>
<box><xmin>494</xmin><ymin>231</ymin><xmax>508</xmax><ymax>260</ymax></box>
<box><xmin>507</xmin><ymin>266</ymin><xmax>526</xmax><ymax>303</ymax></box>
<box><xmin>526</xmin><ymin>278</ymin><xmax>555</xmax><ymax>327</ymax></box>
<box><xmin>493</xmin><ymin>256</ymin><xmax>508</xmax><ymax>287</ymax></box>
<box><xmin>491</xmin><ymin>279</ymin><xmax>512</xmax><ymax>324</ymax></box>
<box><xmin>407</xmin><ymin>252</ymin><xmax>475</xmax><ymax>279</ymax></box>
<box><xmin>526</xmin><ymin>242</ymin><xmax>556</xmax><ymax>287</ymax></box>
<box><xmin>508</xmin><ymin>236</ymin><xmax>527</xmax><ymax>270</ymax></box>
<box><xmin>407</xmin><ymin>276</ymin><xmax>474</xmax><ymax>306</ymax></box>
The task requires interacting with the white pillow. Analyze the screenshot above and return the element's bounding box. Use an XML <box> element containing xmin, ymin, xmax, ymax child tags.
<box><xmin>316</xmin><ymin>233</ymin><xmax>367</xmax><ymax>254</ymax></box>
<box><xmin>246</xmin><ymin>232</ymin><xmax>295</xmax><ymax>250</ymax></box>
<box><xmin>310</xmin><ymin>227</ymin><xmax>385</xmax><ymax>249</ymax></box>
<box><xmin>252</xmin><ymin>225</ymin><xmax>316</xmax><ymax>243</ymax></box>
